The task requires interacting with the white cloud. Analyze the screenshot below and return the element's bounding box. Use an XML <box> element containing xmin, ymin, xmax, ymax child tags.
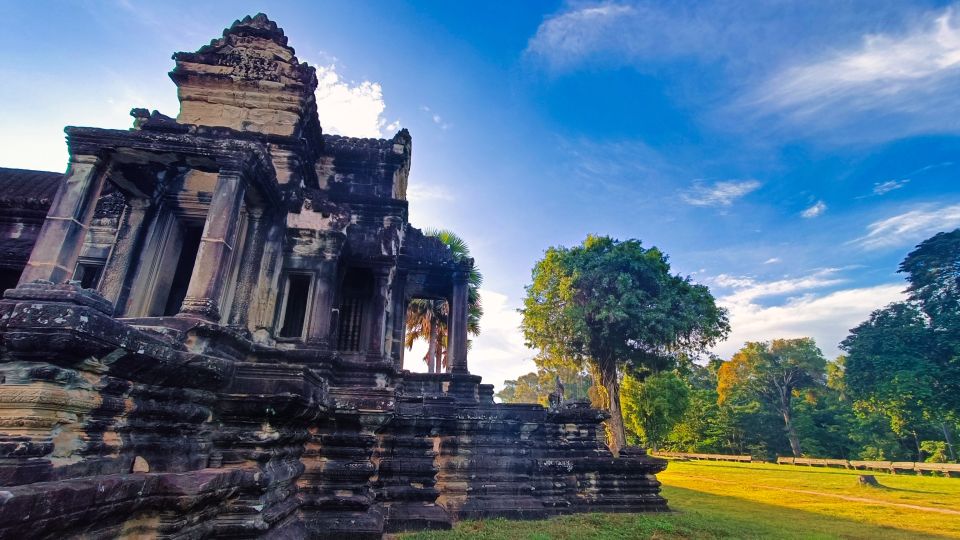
<box><xmin>763</xmin><ymin>257</ymin><xmax>781</xmax><ymax>264</ymax></box>
<box><xmin>873</xmin><ymin>179</ymin><xmax>910</xmax><ymax>195</ymax></box>
<box><xmin>681</xmin><ymin>180</ymin><xmax>761</xmax><ymax>207</ymax></box>
<box><xmin>715</xmin><ymin>282</ymin><xmax>906</xmax><ymax>359</ymax></box>
<box><xmin>853</xmin><ymin>203</ymin><xmax>960</xmax><ymax>250</ymax></box>
<box><xmin>405</xmin><ymin>289</ymin><xmax>535</xmax><ymax>391</ymax></box>
<box><xmin>750</xmin><ymin>6</ymin><xmax>960</xmax><ymax>140</ymax></box>
<box><xmin>314</xmin><ymin>65</ymin><xmax>396</xmax><ymax>138</ymax></box>
<box><xmin>801</xmin><ymin>200</ymin><xmax>827</xmax><ymax>218</ymax></box>
<box><xmin>407</xmin><ymin>182</ymin><xmax>454</xmax><ymax>202</ymax></box>
<box><xmin>711</xmin><ymin>268</ymin><xmax>905</xmax><ymax>357</ymax></box>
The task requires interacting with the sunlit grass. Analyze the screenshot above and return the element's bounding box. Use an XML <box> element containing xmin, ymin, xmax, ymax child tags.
<box><xmin>399</xmin><ymin>459</ymin><xmax>960</xmax><ymax>539</ymax></box>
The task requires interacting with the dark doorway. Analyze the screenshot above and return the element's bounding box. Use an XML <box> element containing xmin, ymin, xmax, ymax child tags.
<box><xmin>163</xmin><ymin>223</ymin><xmax>204</xmax><ymax>316</ymax></box>
<box><xmin>278</xmin><ymin>274</ymin><xmax>312</xmax><ymax>338</ymax></box>
<box><xmin>0</xmin><ymin>268</ymin><xmax>21</xmax><ymax>296</ymax></box>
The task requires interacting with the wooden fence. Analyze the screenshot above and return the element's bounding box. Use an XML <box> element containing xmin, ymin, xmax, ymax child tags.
<box><xmin>777</xmin><ymin>456</ymin><xmax>960</xmax><ymax>476</ymax></box>
<box><xmin>652</xmin><ymin>451</ymin><xmax>752</xmax><ymax>462</ymax></box>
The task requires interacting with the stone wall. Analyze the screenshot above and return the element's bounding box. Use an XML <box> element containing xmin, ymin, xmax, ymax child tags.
<box><xmin>0</xmin><ymin>282</ymin><xmax>666</xmax><ymax>538</ymax></box>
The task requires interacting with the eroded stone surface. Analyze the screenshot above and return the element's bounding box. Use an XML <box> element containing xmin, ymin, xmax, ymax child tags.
<box><xmin>0</xmin><ymin>13</ymin><xmax>667</xmax><ymax>538</ymax></box>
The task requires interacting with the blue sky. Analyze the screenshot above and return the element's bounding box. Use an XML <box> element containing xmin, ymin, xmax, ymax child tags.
<box><xmin>2</xmin><ymin>1</ymin><xmax>959</xmax><ymax>389</ymax></box>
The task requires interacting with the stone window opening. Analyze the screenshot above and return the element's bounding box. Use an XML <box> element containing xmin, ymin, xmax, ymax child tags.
<box><xmin>73</xmin><ymin>260</ymin><xmax>105</xmax><ymax>290</ymax></box>
<box><xmin>335</xmin><ymin>268</ymin><xmax>373</xmax><ymax>352</ymax></box>
<box><xmin>277</xmin><ymin>272</ymin><xmax>314</xmax><ymax>339</ymax></box>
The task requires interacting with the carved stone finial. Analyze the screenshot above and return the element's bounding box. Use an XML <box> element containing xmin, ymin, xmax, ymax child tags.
<box><xmin>169</xmin><ymin>13</ymin><xmax>319</xmax><ymax>137</ymax></box>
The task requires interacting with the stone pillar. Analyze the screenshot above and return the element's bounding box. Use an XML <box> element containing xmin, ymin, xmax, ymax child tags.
<box><xmin>389</xmin><ymin>272</ymin><xmax>408</xmax><ymax>369</ymax></box>
<box><xmin>366</xmin><ymin>267</ymin><xmax>391</xmax><ymax>357</ymax></box>
<box><xmin>448</xmin><ymin>272</ymin><xmax>469</xmax><ymax>374</ymax></box>
<box><xmin>305</xmin><ymin>258</ymin><xmax>339</xmax><ymax>346</ymax></box>
<box><xmin>227</xmin><ymin>208</ymin><xmax>267</xmax><ymax>328</ymax></box>
<box><xmin>178</xmin><ymin>166</ymin><xmax>246</xmax><ymax>321</ymax></box>
<box><xmin>18</xmin><ymin>154</ymin><xmax>109</xmax><ymax>285</ymax></box>
<box><xmin>99</xmin><ymin>198</ymin><xmax>151</xmax><ymax>310</ymax></box>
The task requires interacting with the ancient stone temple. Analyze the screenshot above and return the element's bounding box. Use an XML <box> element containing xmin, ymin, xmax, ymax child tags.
<box><xmin>0</xmin><ymin>14</ymin><xmax>666</xmax><ymax>538</ymax></box>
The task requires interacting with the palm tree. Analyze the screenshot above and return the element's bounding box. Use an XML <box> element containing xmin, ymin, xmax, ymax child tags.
<box><xmin>405</xmin><ymin>229</ymin><xmax>483</xmax><ymax>372</ymax></box>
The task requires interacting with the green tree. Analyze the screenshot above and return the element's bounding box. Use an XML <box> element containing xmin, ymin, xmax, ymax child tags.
<box><xmin>900</xmin><ymin>228</ymin><xmax>960</xmax><ymax>459</ymax></box>
<box><xmin>496</xmin><ymin>372</ymin><xmax>542</xmax><ymax>404</ymax></box>
<box><xmin>496</xmin><ymin>362</ymin><xmax>594</xmax><ymax>405</ymax></box>
<box><xmin>842</xmin><ymin>302</ymin><xmax>942</xmax><ymax>460</ymax></box>
<box><xmin>717</xmin><ymin>338</ymin><xmax>827</xmax><ymax>457</ymax></box>
<box><xmin>621</xmin><ymin>371</ymin><xmax>691</xmax><ymax>451</ymax></box>
<box><xmin>900</xmin><ymin>229</ymin><xmax>960</xmax><ymax>338</ymax></box>
<box><xmin>520</xmin><ymin>235</ymin><xmax>729</xmax><ymax>455</ymax></box>
<box><xmin>405</xmin><ymin>229</ymin><xmax>483</xmax><ymax>372</ymax></box>
<box><xmin>665</xmin><ymin>388</ymin><xmax>722</xmax><ymax>452</ymax></box>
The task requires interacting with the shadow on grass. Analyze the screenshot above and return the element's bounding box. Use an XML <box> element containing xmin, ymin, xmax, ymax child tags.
<box><xmin>399</xmin><ymin>485</ymin><xmax>951</xmax><ymax>539</ymax></box>
<box><xmin>866</xmin><ymin>484</ymin><xmax>953</xmax><ymax>496</ymax></box>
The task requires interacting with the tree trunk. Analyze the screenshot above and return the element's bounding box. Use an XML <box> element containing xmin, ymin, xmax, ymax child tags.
<box><xmin>598</xmin><ymin>361</ymin><xmax>626</xmax><ymax>457</ymax></box>
<box><xmin>942</xmin><ymin>422</ymin><xmax>957</xmax><ymax>462</ymax></box>
<box><xmin>780</xmin><ymin>398</ymin><xmax>802</xmax><ymax>457</ymax></box>
<box><xmin>914</xmin><ymin>430</ymin><xmax>923</xmax><ymax>462</ymax></box>
<box><xmin>426</xmin><ymin>322</ymin><xmax>437</xmax><ymax>374</ymax></box>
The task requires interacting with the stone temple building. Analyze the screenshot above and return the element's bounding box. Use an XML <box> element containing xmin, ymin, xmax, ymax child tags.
<box><xmin>0</xmin><ymin>14</ymin><xmax>666</xmax><ymax>538</ymax></box>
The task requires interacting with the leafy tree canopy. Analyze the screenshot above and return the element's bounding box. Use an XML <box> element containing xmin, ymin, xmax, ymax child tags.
<box><xmin>521</xmin><ymin>235</ymin><xmax>729</xmax><ymax>454</ymax></box>
<box><xmin>621</xmin><ymin>371</ymin><xmax>691</xmax><ymax>451</ymax></box>
<box><xmin>717</xmin><ymin>338</ymin><xmax>827</xmax><ymax>457</ymax></box>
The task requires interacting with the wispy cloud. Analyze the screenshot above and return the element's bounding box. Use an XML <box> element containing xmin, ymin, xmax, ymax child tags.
<box><xmin>526</xmin><ymin>3</ymin><xmax>639</xmax><ymax>70</ymax></box>
<box><xmin>801</xmin><ymin>200</ymin><xmax>827</xmax><ymax>218</ymax></box>
<box><xmin>749</xmin><ymin>5</ymin><xmax>960</xmax><ymax>141</ymax></box>
<box><xmin>527</xmin><ymin>2</ymin><xmax>960</xmax><ymax>143</ymax></box>
<box><xmin>873</xmin><ymin>179</ymin><xmax>910</xmax><ymax>195</ymax></box>
<box><xmin>763</xmin><ymin>257</ymin><xmax>781</xmax><ymax>264</ymax></box>
<box><xmin>314</xmin><ymin>64</ymin><xmax>396</xmax><ymax>138</ymax></box>
<box><xmin>681</xmin><ymin>180</ymin><xmax>761</xmax><ymax>207</ymax></box>
<box><xmin>712</xmin><ymin>268</ymin><xmax>846</xmax><ymax>305</ymax></box>
<box><xmin>420</xmin><ymin>106</ymin><xmax>452</xmax><ymax>130</ymax></box>
<box><xmin>853</xmin><ymin>203</ymin><xmax>960</xmax><ymax>250</ymax></box>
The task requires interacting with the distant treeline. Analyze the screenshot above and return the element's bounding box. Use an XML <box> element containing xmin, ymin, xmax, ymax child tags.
<box><xmin>499</xmin><ymin>229</ymin><xmax>960</xmax><ymax>463</ymax></box>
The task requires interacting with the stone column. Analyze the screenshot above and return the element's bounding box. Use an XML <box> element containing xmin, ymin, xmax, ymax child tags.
<box><xmin>178</xmin><ymin>166</ymin><xmax>246</xmax><ymax>321</ymax></box>
<box><xmin>389</xmin><ymin>272</ymin><xmax>408</xmax><ymax>368</ymax></box>
<box><xmin>305</xmin><ymin>257</ymin><xmax>339</xmax><ymax>346</ymax></box>
<box><xmin>448</xmin><ymin>272</ymin><xmax>469</xmax><ymax>374</ymax></box>
<box><xmin>366</xmin><ymin>267</ymin><xmax>391</xmax><ymax>357</ymax></box>
<box><xmin>19</xmin><ymin>154</ymin><xmax>109</xmax><ymax>285</ymax></box>
<box><xmin>227</xmin><ymin>208</ymin><xmax>267</xmax><ymax>328</ymax></box>
<box><xmin>99</xmin><ymin>198</ymin><xmax>151</xmax><ymax>310</ymax></box>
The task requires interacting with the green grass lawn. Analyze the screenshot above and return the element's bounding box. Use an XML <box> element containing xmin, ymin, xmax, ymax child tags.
<box><xmin>399</xmin><ymin>459</ymin><xmax>960</xmax><ymax>539</ymax></box>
